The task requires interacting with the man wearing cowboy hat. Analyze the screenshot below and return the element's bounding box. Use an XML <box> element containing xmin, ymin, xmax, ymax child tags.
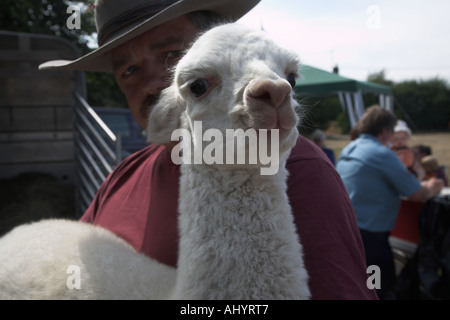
<box><xmin>41</xmin><ymin>0</ymin><xmax>377</xmax><ymax>300</ymax></box>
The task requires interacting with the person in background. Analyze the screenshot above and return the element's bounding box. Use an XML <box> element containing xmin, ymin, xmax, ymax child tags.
<box><xmin>421</xmin><ymin>155</ymin><xmax>440</xmax><ymax>180</ymax></box>
<box><xmin>412</xmin><ymin>144</ymin><xmax>432</xmax><ymax>161</ymax></box>
<box><xmin>412</xmin><ymin>145</ymin><xmax>449</xmax><ymax>186</ymax></box>
<box><xmin>390</xmin><ymin>120</ymin><xmax>425</xmax><ymax>180</ymax></box>
<box><xmin>40</xmin><ymin>0</ymin><xmax>377</xmax><ymax>300</ymax></box>
<box><xmin>421</xmin><ymin>155</ymin><xmax>449</xmax><ymax>186</ymax></box>
<box><xmin>311</xmin><ymin>129</ymin><xmax>336</xmax><ymax>165</ymax></box>
<box><xmin>336</xmin><ymin>105</ymin><xmax>444</xmax><ymax>299</ymax></box>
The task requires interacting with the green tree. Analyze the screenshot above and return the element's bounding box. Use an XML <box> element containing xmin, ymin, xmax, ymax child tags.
<box><xmin>0</xmin><ymin>0</ymin><xmax>94</xmax><ymax>54</ymax></box>
<box><xmin>367</xmin><ymin>71</ymin><xmax>450</xmax><ymax>131</ymax></box>
<box><xmin>0</xmin><ymin>0</ymin><xmax>127</xmax><ymax>109</ymax></box>
<box><xmin>367</xmin><ymin>70</ymin><xmax>394</xmax><ymax>87</ymax></box>
<box><xmin>394</xmin><ymin>78</ymin><xmax>450</xmax><ymax>131</ymax></box>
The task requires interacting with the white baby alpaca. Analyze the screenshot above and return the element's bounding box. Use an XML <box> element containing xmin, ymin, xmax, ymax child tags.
<box><xmin>0</xmin><ymin>23</ymin><xmax>310</xmax><ymax>299</ymax></box>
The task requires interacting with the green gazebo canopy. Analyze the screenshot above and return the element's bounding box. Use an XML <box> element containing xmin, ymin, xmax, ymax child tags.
<box><xmin>293</xmin><ymin>65</ymin><xmax>393</xmax><ymax>128</ymax></box>
<box><xmin>294</xmin><ymin>65</ymin><xmax>392</xmax><ymax>96</ymax></box>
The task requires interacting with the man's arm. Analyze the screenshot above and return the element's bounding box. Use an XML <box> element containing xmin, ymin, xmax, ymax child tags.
<box><xmin>286</xmin><ymin>137</ymin><xmax>378</xmax><ymax>299</ymax></box>
<box><xmin>408</xmin><ymin>177</ymin><xmax>444</xmax><ymax>202</ymax></box>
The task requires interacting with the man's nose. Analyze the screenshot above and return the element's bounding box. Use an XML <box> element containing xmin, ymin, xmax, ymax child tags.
<box><xmin>140</xmin><ymin>61</ymin><xmax>170</xmax><ymax>95</ymax></box>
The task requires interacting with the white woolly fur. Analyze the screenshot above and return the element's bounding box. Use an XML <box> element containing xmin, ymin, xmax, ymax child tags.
<box><xmin>0</xmin><ymin>23</ymin><xmax>309</xmax><ymax>299</ymax></box>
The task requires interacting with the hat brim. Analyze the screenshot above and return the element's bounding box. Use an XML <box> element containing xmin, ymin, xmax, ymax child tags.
<box><xmin>39</xmin><ymin>0</ymin><xmax>260</xmax><ymax>72</ymax></box>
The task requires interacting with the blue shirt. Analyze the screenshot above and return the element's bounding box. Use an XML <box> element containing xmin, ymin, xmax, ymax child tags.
<box><xmin>322</xmin><ymin>147</ymin><xmax>336</xmax><ymax>165</ymax></box>
<box><xmin>336</xmin><ymin>134</ymin><xmax>421</xmax><ymax>232</ymax></box>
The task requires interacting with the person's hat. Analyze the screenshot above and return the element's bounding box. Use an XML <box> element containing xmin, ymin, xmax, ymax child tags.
<box><xmin>39</xmin><ymin>0</ymin><xmax>260</xmax><ymax>72</ymax></box>
<box><xmin>394</xmin><ymin>120</ymin><xmax>412</xmax><ymax>136</ymax></box>
<box><xmin>421</xmin><ymin>155</ymin><xmax>439</xmax><ymax>172</ymax></box>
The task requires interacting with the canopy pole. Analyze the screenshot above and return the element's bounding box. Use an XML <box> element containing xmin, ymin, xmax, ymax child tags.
<box><xmin>345</xmin><ymin>92</ymin><xmax>357</xmax><ymax>128</ymax></box>
<box><xmin>353</xmin><ymin>91</ymin><xmax>365</xmax><ymax>120</ymax></box>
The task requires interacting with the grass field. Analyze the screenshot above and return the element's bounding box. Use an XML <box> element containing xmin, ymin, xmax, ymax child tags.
<box><xmin>325</xmin><ymin>131</ymin><xmax>450</xmax><ymax>174</ymax></box>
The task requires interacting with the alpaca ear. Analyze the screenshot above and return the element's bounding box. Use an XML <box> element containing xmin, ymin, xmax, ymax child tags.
<box><xmin>146</xmin><ymin>86</ymin><xmax>186</xmax><ymax>144</ymax></box>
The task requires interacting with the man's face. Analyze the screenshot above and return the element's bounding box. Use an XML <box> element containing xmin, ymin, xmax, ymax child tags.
<box><xmin>111</xmin><ymin>15</ymin><xmax>200</xmax><ymax>129</ymax></box>
<box><xmin>391</xmin><ymin>131</ymin><xmax>409</xmax><ymax>149</ymax></box>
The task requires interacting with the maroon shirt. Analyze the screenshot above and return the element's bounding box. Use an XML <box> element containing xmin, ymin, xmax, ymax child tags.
<box><xmin>81</xmin><ymin>136</ymin><xmax>377</xmax><ymax>300</ymax></box>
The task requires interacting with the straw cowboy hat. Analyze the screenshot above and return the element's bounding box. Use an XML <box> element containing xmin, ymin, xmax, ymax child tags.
<box><xmin>39</xmin><ymin>0</ymin><xmax>260</xmax><ymax>72</ymax></box>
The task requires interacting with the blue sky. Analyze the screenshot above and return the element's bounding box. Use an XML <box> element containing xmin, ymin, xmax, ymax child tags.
<box><xmin>238</xmin><ymin>0</ymin><xmax>450</xmax><ymax>83</ymax></box>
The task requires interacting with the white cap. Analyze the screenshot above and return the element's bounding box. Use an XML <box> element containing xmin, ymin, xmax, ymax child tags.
<box><xmin>394</xmin><ymin>120</ymin><xmax>412</xmax><ymax>137</ymax></box>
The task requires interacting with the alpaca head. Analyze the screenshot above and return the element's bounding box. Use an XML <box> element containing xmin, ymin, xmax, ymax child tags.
<box><xmin>147</xmin><ymin>23</ymin><xmax>300</xmax><ymax>172</ymax></box>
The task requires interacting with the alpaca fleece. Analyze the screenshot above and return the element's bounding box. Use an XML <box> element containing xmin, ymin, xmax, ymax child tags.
<box><xmin>0</xmin><ymin>23</ymin><xmax>310</xmax><ymax>299</ymax></box>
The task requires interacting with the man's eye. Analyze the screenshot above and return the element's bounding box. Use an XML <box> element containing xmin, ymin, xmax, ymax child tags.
<box><xmin>165</xmin><ymin>50</ymin><xmax>183</xmax><ymax>67</ymax></box>
<box><xmin>168</xmin><ymin>50</ymin><xmax>183</xmax><ymax>59</ymax></box>
<box><xmin>123</xmin><ymin>65</ymin><xmax>139</xmax><ymax>77</ymax></box>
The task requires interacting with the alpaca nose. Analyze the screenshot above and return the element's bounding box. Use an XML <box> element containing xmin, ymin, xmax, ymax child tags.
<box><xmin>246</xmin><ymin>79</ymin><xmax>292</xmax><ymax>109</ymax></box>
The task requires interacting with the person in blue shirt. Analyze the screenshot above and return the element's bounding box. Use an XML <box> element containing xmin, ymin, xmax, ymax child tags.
<box><xmin>336</xmin><ymin>105</ymin><xmax>443</xmax><ymax>299</ymax></box>
<box><xmin>311</xmin><ymin>129</ymin><xmax>336</xmax><ymax>165</ymax></box>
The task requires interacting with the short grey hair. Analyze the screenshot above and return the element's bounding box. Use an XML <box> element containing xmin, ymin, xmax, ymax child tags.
<box><xmin>311</xmin><ymin>129</ymin><xmax>326</xmax><ymax>142</ymax></box>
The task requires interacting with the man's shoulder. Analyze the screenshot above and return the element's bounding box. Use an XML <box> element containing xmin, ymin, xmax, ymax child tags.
<box><xmin>343</xmin><ymin>135</ymin><xmax>394</xmax><ymax>162</ymax></box>
<box><xmin>127</xmin><ymin>143</ymin><xmax>168</xmax><ymax>161</ymax></box>
<box><xmin>286</xmin><ymin>135</ymin><xmax>340</xmax><ymax>187</ymax></box>
<box><xmin>287</xmin><ymin>135</ymin><xmax>333</xmax><ymax>165</ymax></box>
<box><xmin>110</xmin><ymin>144</ymin><xmax>175</xmax><ymax>177</ymax></box>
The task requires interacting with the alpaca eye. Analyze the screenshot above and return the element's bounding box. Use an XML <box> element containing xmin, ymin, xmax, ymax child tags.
<box><xmin>189</xmin><ymin>79</ymin><xmax>210</xmax><ymax>98</ymax></box>
<box><xmin>287</xmin><ymin>73</ymin><xmax>296</xmax><ymax>88</ymax></box>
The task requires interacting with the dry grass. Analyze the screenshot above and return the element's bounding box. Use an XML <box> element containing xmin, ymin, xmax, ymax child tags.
<box><xmin>324</xmin><ymin>131</ymin><xmax>450</xmax><ymax>172</ymax></box>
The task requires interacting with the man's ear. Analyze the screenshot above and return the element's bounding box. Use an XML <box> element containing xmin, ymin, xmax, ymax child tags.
<box><xmin>146</xmin><ymin>86</ymin><xmax>185</xmax><ymax>144</ymax></box>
